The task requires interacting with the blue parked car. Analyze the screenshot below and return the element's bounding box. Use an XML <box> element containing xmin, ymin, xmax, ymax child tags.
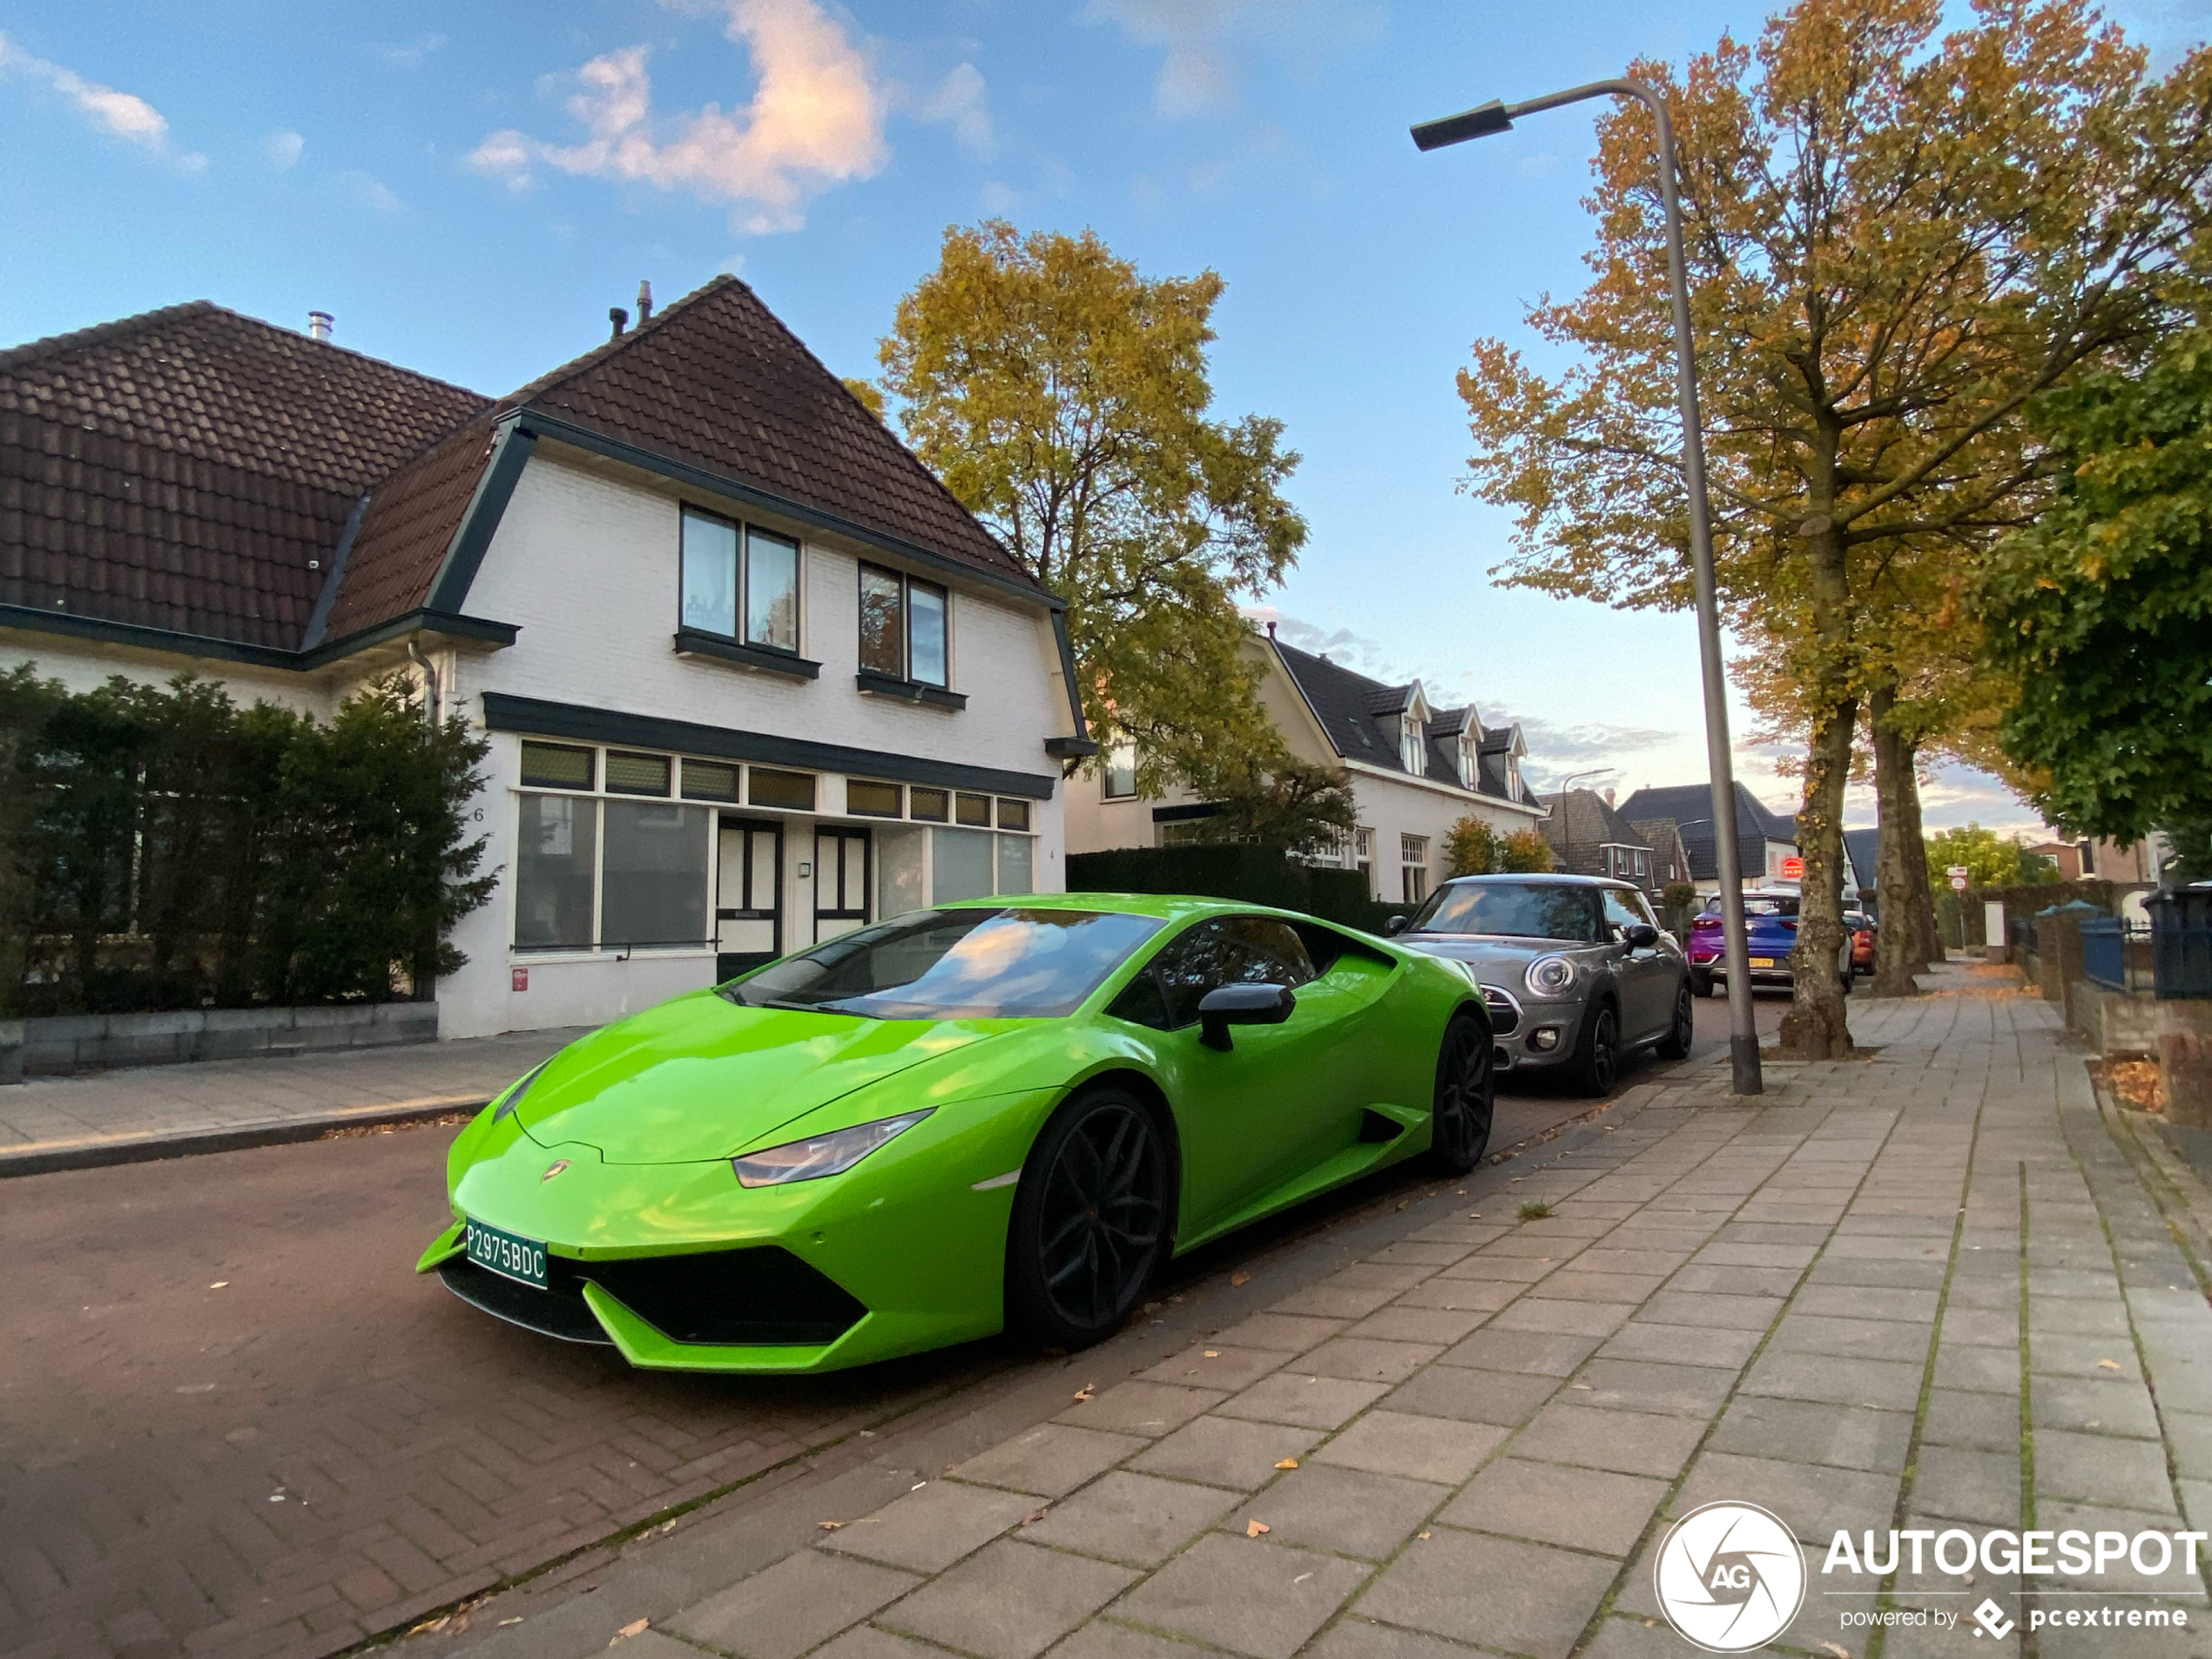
<box><xmin>1685</xmin><ymin>889</ymin><xmax>1852</xmax><ymax>996</ymax></box>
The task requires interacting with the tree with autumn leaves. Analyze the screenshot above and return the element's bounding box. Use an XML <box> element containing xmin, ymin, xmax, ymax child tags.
<box><xmin>1457</xmin><ymin>0</ymin><xmax>2212</xmax><ymax>1055</ymax></box>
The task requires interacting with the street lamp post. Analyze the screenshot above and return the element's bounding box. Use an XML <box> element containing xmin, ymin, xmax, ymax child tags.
<box><xmin>1412</xmin><ymin>78</ymin><xmax>1763</xmax><ymax>1096</ymax></box>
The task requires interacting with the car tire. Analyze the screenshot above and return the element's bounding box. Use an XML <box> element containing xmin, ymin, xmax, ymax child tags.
<box><xmin>1654</xmin><ymin>981</ymin><xmax>1694</xmax><ymax>1060</ymax></box>
<box><xmin>1429</xmin><ymin>1013</ymin><xmax>1494</xmax><ymax>1176</ymax></box>
<box><xmin>1005</xmin><ymin>1084</ymin><xmax>1170</xmax><ymax>1352</ymax></box>
<box><xmin>1571</xmin><ymin>1001</ymin><xmax>1621</xmax><ymax>1097</ymax></box>
<box><xmin>1689</xmin><ymin>968</ymin><xmax>1715</xmax><ymax>998</ymax></box>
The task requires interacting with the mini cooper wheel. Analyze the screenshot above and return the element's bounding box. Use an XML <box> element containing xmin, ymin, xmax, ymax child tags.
<box><xmin>1430</xmin><ymin>1014</ymin><xmax>1494</xmax><ymax>1176</ymax></box>
<box><xmin>1654</xmin><ymin>981</ymin><xmax>1695</xmax><ymax>1060</ymax></box>
<box><xmin>1007</xmin><ymin>1086</ymin><xmax>1170</xmax><ymax>1350</ymax></box>
<box><xmin>1572</xmin><ymin>1001</ymin><xmax>1620</xmax><ymax>1097</ymax></box>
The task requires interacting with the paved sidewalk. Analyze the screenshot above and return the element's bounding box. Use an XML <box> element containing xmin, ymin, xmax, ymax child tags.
<box><xmin>0</xmin><ymin>1028</ymin><xmax>583</xmax><ymax>1174</ymax></box>
<box><xmin>444</xmin><ymin>966</ymin><xmax>2212</xmax><ymax>1659</ymax></box>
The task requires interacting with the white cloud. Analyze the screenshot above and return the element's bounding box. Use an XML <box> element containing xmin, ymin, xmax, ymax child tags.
<box><xmin>0</xmin><ymin>31</ymin><xmax>206</xmax><ymax>170</ymax></box>
<box><xmin>979</xmin><ymin>179</ymin><xmax>1017</xmax><ymax>213</ymax></box>
<box><xmin>1085</xmin><ymin>0</ymin><xmax>1251</xmax><ymax>118</ymax></box>
<box><xmin>468</xmin><ymin>0</ymin><xmax>887</xmax><ymax>235</ymax></box>
<box><xmin>330</xmin><ymin>169</ymin><xmax>404</xmax><ymax>215</ymax></box>
<box><xmin>374</xmin><ymin>32</ymin><xmax>448</xmax><ymax>70</ymax></box>
<box><xmin>267</xmin><ymin>128</ymin><xmax>305</xmax><ymax>169</ymax></box>
<box><xmin>914</xmin><ymin>61</ymin><xmax>992</xmax><ymax>156</ymax></box>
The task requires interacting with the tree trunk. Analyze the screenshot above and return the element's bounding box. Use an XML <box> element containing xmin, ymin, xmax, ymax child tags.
<box><xmin>1869</xmin><ymin>685</ymin><xmax>1923</xmax><ymax>997</ymax></box>
<box><xmin>1900</xmin><ymin>760</ymin><xmax>1941</xmax><ymax>967</ymax></box>
<box><xmin>1779</xmin><ymin>692</ymin><xmax>1859</xmax><ymax>1059</ymax></box>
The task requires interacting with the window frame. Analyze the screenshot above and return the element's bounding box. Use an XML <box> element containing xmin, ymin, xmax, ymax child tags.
<box><xmin>678</xmin><ymin>503</ymin><xmax>806</xmax><ymax>659</ymax></box>
<box><xmin>1102</xmin><ymin>737</ymin><xmax>1138</xmax><ymax>800</ymax></box>
<box><xmin>857</xmin><ymin>562</ymin><xmax>952</xmax><ymax>690</ymax></box>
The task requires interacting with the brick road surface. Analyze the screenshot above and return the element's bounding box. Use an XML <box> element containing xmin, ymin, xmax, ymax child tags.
<box><xmin>427</xmin><ymin>964</ymin><xmax>2212</xmax><ymax>1659</ymax></box>
<box><xmin>0</xmin><ymin>1028</ymin><xmax>1628</xmax><ymax>1659</ymax></box>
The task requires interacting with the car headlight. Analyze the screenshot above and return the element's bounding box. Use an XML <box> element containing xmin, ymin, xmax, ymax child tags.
<box><xmin>1525</xmin><ymin>955</ymin><xmax>1577</xmax><ymax>997</ymax></box>
<box><xmin>732</xmin><ymin>1109</ymin><xmax>934</xmax><ymax>1188</ymax></box>
<box><xmin>490</xmin><ymin>1062</ymin><xmax>548</xmax><ymax>1123</ymax></box>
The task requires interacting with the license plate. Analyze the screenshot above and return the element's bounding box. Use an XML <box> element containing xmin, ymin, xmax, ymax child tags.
<box><xmin>1748</xmin><ymin>957</ymin><xmax>1777</xmax><ymax>968</ymax></box>
<box><xmin>465</xmin><ymin>1218</ymin><xmax>548</xmax><ymax>1289</ymax></box>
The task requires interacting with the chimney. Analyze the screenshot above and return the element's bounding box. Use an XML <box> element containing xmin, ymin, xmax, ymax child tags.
<box><xmin>1265</xmin><ymin>619</ymin><xmax>1278</xmax><ymax>639</ymax></box>
<box><xmin>636</xmin><ymin>279</ymin><xmax>654</xmax><ymax>323</ymax></box>
<box><xmin>1604</xmin><ymin>787</ymin><xmax>1615</xmax><ymax>806</ymax></box>
<box><xmin>307</xmin><ymin>311</ymin><xmax>334</xmax><ymax>342</ymax></box>
<box><xmin>609</xmin><ymin>307</ymin><xmax>628</xmax><ymax>340</ymax></box>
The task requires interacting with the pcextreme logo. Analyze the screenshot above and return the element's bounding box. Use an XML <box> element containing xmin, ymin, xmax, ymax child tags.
<box><xmin>1654</xmin><ymin>1502</ymin><xmax>1807</xmax><ymax>1652</ymax></box>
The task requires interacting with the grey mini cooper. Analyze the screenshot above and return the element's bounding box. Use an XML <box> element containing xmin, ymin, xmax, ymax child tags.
<box><xmin>1390</xmin><ymin>873</ymin><xmax>1694</xmax><ymax>1095</ymax></box>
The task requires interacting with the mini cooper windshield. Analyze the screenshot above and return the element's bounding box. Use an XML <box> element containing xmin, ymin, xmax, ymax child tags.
<box><xmin>1408</xmin><ymin>880</ymin><xmax>1603</xmax><ymax>943</ymax></box>
<box><xmin>725</xmin><ymin>907</ymin><xmax>1164</xmax><ymax>1020</ymax></box>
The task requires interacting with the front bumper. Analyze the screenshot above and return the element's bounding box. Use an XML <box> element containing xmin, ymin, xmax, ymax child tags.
<box><xmin>1480</xmin><ymin>987</ymin><xmax>1588</xmax><ymax>1074</ymax></box>
<box><xmin>418</xmin><ymin>1084</ymin><xmax>1062</xmax><ymax>1373</ymax></box>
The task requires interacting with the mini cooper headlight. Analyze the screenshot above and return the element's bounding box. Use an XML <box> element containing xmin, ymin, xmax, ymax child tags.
<box><xmin>733</xmin><ymin>1109</ymin><xmax>934</xmax><ymax>1188</ymax></box>
<box><xmin>490</xmin><ymin>1062</ymin><xmax>549</xmax><ymax>1123</ymax></box>
<box><xmin>1525</xmin><ymin>955</ymin><xmax>1577</xmax><ymax>998</ymax></box>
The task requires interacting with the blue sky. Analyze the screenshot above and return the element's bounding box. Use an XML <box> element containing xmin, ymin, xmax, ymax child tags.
<box><xmin>7</xmin><ymin>1</ymin><xmax>2204</xmax><ymax>835</ymax></box>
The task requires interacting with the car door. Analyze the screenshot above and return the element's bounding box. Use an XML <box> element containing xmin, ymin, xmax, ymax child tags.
<box><xmin>1115</xmin><ymin>916</ymin><xmax>1366</xmax><ymax>1236</ymax></box>
<box><xmin>1601</xmin><ymin>887</ymin><xmax>1674</xmax><ymax>1042</ymax></box>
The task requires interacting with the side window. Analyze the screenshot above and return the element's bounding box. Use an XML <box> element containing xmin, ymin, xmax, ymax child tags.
<box><xmin>1223</xmin><ymin>917</ymin><xmax>1318</xmax><ymax>988</ymax></box>
<box><xmin>1601</xmin><ymin>888</ymin><xmax>1646</xmax><ymax>941</ymax></box>
<box><xmin>1140</xmin><ymin>917</ymin><xmax>1317</xmax><ymax>1029</ymax></box>
<box><xmin>1106</xmin><ymin>968</ymin><xmax>1171</xmax><ymax>1030</ymax></box>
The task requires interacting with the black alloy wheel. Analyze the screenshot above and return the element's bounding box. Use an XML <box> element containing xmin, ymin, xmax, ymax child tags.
<box><xmin>1007</xmin><ymin>1088</ymin><xmax>1169</xmax><ymax>1349</ymax></box>
<box><xmin>1575</xmin><ymin>1002</ymin><xmax>1621</xmax><ymax>1097</ymax></box>
<box><xmin>1430</xmin><ymin>1014</ymin><xmax>1494</xmax><ymax>1175</ymax></box>
<box><xmin>1655</xmin><ymin>981</ymin><xmax>1695</xmax><ymax>1060</ymax></box>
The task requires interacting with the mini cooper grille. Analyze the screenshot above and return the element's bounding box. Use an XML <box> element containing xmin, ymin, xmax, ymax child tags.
<box><xmin>439</xmin><ymin>1245</ymin><xmax>867</xmax><ymax>1348</ymax></box>
<box><xmin>1480</xmin><ymin>985</ymin><xmax>1522</xmax><ymax>1036</ymax></box>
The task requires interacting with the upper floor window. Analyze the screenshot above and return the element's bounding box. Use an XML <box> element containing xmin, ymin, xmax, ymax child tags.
<box><xmin>681</xmin><ymin>508</ymin><xmax>799</xmax><ymax>653</ymax></box>
<box><xmin>1460</xmin><ymin>739</ymin><xmax>1478</xmax><ymax>790</ymax></box>
<box><xmin>1103</xmin><ymin>738</ymin><xmax>1138</xmax><ymax>799</ymax></box>
<box><xmin>860</xmin><ymin>563</ymin><xmax>949</xmax><ymax>687</ymax></box>
<box><xmin>1402</xmin><ymin>715</ymin><xmax>1425</xmax><ymax>775</ymax></box>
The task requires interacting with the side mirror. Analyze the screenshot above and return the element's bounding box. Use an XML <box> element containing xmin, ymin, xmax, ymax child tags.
<box><xmin>1386</xmin><ymin>914</ymin><xmax>1410</xmax><ymax>935</ymax></box>
<box><xmin>1627</xmin><ymin>922</ymin><xmax>1661</xmax><ymax>949</ymax></box>
<box><xmin>1197</xmin><ymin>982</ymin><xmax>1296</xmax><ymax>1050</ymax></box>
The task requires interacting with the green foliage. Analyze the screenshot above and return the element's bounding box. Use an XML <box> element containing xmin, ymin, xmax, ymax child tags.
<box><xmin>1982</xmin><ymin>326</ymin><xmax>2212</xmax><ymax>842</ymax></box>
<box><xmin>880</xmin><ymin>220</ymin><xmax>1307</xmax><ymax>791</ymax></box>
<box><xmin>1</xmin><ymin>669</ymin><xmax>492</xmax><ymax>1017</ymax></box>
<box><xmin>1447</xmin><ymin>818</ymin><xmax>1556</xmax><ymax>876</ymax></box>
<box><xmin>1182</xmin><ymin>754</ymin><xmax>1357</xmax><ymax>858</ymax></box>
<box><xmin>2166</xmin><ymin>819</ymin><xmax>2212</xmax><ymax>886</ymax></box>
<box><xmin>1924</xmin><ymin>823</ymin><xmax>2060</xmax><ymax>892</ymax></box>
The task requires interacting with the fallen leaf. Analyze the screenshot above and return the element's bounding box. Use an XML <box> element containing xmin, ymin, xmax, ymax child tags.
<box><xmin>1231</xmin><ymin>1271</ymin><xmax>1251</xmax><ymax>1286</ymax></box>
<box><xmin>500</xmin><ymin>1618</ymin><xmax>523</xmax><ymax>1626</ymax></box>
<box><xmin>611</xmin><ymin>1618</ymin><xmax>649</xmax><ymax>1646</ymax></box>
<box><xmin>1247</xmin><ymin>1520</ymin><xmax>1271</xmax><ymax>1536</ymax></box>
<box><xmin>1275</xmin><ymin>1458</ymin><xmax>1299</xmax><ymax>1470</ymax></box>
<box><xmin>1072</xmin><ymin>1385</ymin><xmax>1096</xmax><ymax>1403</ymax></box>
<box><xmin>1569</xmin><ymin>1383</ymin><xmax>1595</xmax><ymax>1392</ymax></box>
<box><xmin>1819</xmin><ymin>1642</ymin><xmax>1851</xmax><ymax>1659</ymax></box>
<box><xmin>1204</xmin><ymin>1350</ymin><xmax>1220</xmax><ymax>1358</ymax></box>
<box><xmin>208</xmin><ymin>1282</ymin><xmax>228</xmax><ymax>1290</ymax></box>
<box><xmin>1294</xmin><ymin>1572</ymin><xmax>1312</xmax><ymax>1583</ymax></box>
<box><xmin>1025</xmin><ymin>1509</ymin><xmax>1049</xmax><ymax>1525</ymax></box>
<box><xmin>1419</xmin><ymin>1531</ymin><xmax>1432</xmax><ymax>1540</ymax></box>
<box><xmin>2098</xmin><ymin>1358</ymin><xmax>2122</xmax><ymax>1371</ymax></box>
<box><xmin>818</xmin><ymin>1521</ymin><xmax>845</xmax><ymax>1530</ymax></box>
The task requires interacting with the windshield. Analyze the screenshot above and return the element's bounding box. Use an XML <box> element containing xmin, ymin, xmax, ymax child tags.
<box><xmin>1703</xmin><ymin>894</ymin><xmax>1800</xmax><ymax>919</ymax></box>
<box><xmin>1407</xmin><ymin>881</ymin><xmax>1602</xmax><ymax>943</ymax></box>
<box><xmin>723</xmin><ymin>907</ymin><xmax>1163</xmax><ymax>1020</ymax></box>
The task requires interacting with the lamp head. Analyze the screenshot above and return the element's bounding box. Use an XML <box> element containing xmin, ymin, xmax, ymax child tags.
<box><xmin>1411</xmin><ymin>100</ymin><xmax>1513</xmax><ymax>150</ymax></box>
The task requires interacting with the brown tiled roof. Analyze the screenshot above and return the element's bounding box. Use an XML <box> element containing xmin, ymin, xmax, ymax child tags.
<box><xmin>319</xmin><ymin>418</ymin><xmax>501</xmax><ymax>640</ymax></box>
<box><xmin>0</xmin><ymin>303</ymin><xmax>489</xmax><ymax>648</ymax></box>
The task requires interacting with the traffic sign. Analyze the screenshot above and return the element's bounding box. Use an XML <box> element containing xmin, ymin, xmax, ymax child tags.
<box><xmin>1779</xmin><ymin>855</ymin><xmax>1804</xmax><ymax>880</ymax></box>
<box><xmin>1950</xmin><ymin>873</ymin><xmax>1970</xmax><ymax>891</ymax></box>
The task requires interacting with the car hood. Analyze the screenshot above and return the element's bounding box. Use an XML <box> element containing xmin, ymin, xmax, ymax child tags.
<box><xmin>1401</xmin><ymin>934</ymin><xmax>1604</xmax><ymax>982</ymax></box>
<box><xmin>513</xmin><ymin>989</ymin><xmax>1001</xmax><ymax>1165</ymax></box>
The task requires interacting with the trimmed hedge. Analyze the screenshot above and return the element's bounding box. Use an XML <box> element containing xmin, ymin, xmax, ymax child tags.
<box><xmin>0</xmin><ymin>667</ymin><xmax>493</xmax><ymax>1017</ymax></box>
<box><xmin>1065</xmin><ymin>845</ymin><xmax>1412</xmax><ymax>934</ymax></box>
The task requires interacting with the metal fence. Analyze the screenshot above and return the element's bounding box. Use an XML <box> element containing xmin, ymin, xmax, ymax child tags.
<box><xmin>2081</xmin><ymin>916</ymin><xmax>2154</xmax><ymax>993</ymax></box>
<box><xmin>2152</xmin><ymin>890</ymin><xmax>2212</xmax><ymax>999</ymax></box>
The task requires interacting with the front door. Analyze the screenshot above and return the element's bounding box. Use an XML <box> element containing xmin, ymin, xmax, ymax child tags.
<box><xmin>716</xmin><ymin>819</ymin><xmax>782</xmax><ymax>980</ymax></box>
<box><xmin>814</xmin><ymin>827</ymin><xmax>871</xmax><ymax>942</ymax></box>
<box><xmin>1602</xmin><ymin>887</ymin><xmax>1674</xmax><ymax>1042</ymax></box>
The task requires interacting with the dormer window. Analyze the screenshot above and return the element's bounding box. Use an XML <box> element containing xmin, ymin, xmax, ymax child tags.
<box><xmin>1460</xmin><ymin>736</ymin><xmax>1478</xmax><ymax>790</ymax></box>
<box><xmin>1402</xmin><ymin>714</ymin><xmax>1424</xmax><ymax>775</ymax></box>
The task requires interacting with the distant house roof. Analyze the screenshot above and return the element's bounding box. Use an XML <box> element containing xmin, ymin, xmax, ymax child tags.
<box><xmin>1844</xmin><ymin>827</ymin><xmax>1882</xmax><ymax>894</ymax></box>
<box><xmin>1269</xmin><ymin>639</ymin><xmax>1541</xmax><ymax>808</ymax></box>
<box><xmin>1615</xmin><ymin>781</ymin><xmax>1797</xmax><ymax>881</ymax></box>
<box><xmin>1540</xmin><ymin>789</ymin><xmax>1651</xmax><ymax>859</ymax></box>
<box><xmin>3</xmin><ymin>276</ymin><xmax>1040</xmax><ymax>658</ymax></box>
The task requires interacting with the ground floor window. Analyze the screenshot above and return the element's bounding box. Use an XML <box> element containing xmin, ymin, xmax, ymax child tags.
<box><xmin>1356</xmin><ymin>827</ymin><xmax>1375</xmax><ymax>895</ymax></box>
<box><xmin>1402</xmin><ymin>833</ymin><xmax>1430</xmax><ymax>905</ymax></box>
